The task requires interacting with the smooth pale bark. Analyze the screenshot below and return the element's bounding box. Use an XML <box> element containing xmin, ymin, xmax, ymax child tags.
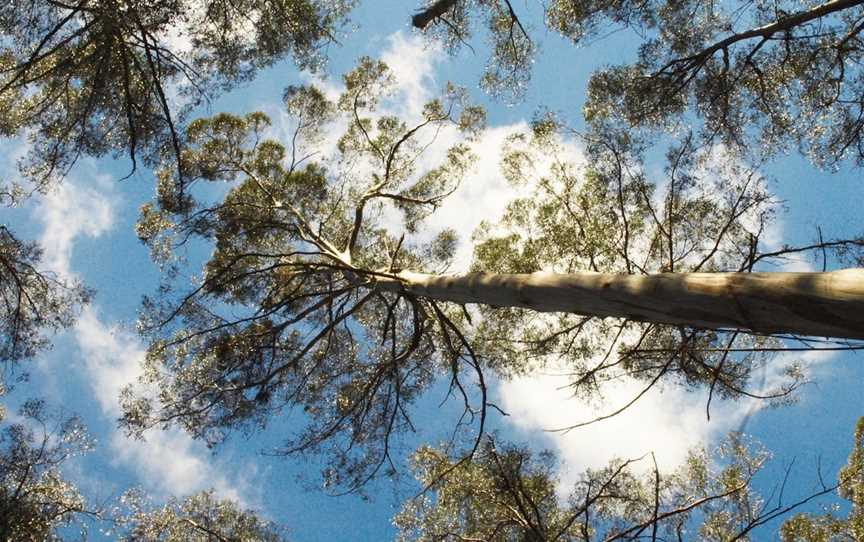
<box><xmin>375</xmin><ymin>269</ymin><xmax>864</xmax><ymax>339</ymax></box>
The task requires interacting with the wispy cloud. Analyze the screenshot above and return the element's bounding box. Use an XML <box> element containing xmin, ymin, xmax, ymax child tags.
<box><xmin>34</xmin><ymin>162</ymin><xmax>256</xmax><ymax>505</ymax></box>
<box><xmin>498</xmin><ymin>371</ymin><xmax>742</xmax><ymax>480</ymax></box>
<box><xmin>74</xmin><ymin>308</ymin><xmax>252</xmax><ymax>502</ymax></box>
<box><xmin>37</xmin><ymin>168</ymin><xmax>115</xmax><ymax>276</ymax></box>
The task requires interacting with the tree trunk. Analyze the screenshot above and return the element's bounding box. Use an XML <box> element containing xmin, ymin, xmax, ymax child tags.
<box><xmin>375</xmin><ymin>269</ymin><xmax>864</xmax><ymax>339</ymax></box>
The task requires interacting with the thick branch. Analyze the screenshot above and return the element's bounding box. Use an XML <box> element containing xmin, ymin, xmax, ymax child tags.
<box><xmin>412</xmin><ymin>0</ymin><xmax>460</xmax><ymax>29</ymax></box>
<box><xmin>376</xmin><ymin>269</ymin><xmax>864</xmax><ymax>339</ymax></box>
<box><xmin>661</xmin><ymin>0</ymin><xmax>864</xmax><ymax>72</ymax></box>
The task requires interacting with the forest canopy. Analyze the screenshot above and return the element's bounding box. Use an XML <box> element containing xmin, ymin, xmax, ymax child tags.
<box><xmin>0</xmin><ymin>0</ymin><xmax>862</xmax><ymax>540</ymax></box>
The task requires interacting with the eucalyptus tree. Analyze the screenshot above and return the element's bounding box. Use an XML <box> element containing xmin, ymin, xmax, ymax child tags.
<box><xmin>396</xmin><ymin>421</ymin><xmax>864</xmax><ymax>541</ymax></box>
<box><xmin>0</xmin><ymin>0</ymin><xmax>352</xmax><ymax>390</ymax></box>
<box><xmin>121</xmin><ymin>57</ymin><xmax>864</xmax><ymax>493</ymax></box>
<box><xmin>0</xmin><ymin>224</ymin><xmax>90</xmax><ymax>385</ymax></box>
<box><xmin>466</xmin><ymin>123</ymin><xmax>864</xmax><ymax>426</ymax></box>
<box><xmin>411</xmin><ymin>0</ymin><xmax>533</xmax><ymax>101</ymax></box>
<box><xmin>0</xmin><ymin>396</ymin><xmax>289</xmax><ymax>541</ymax></box>
<box><xmin>0</xmin><ymin>399</ymin><xmax>93</xmax><ymax>541</ymax></box>
<box><xmin>396</xmin><ymin>436</ymin><xmax>770</xmax><ymax>541</ymax></box>
<box><xmin>0</xmin><ymin>0</ymin><xmax>354</xmax><ymax>189</ymax></box>
<box><xmin>780</xmin><ymin>417</ymin><xmax>864</xmax><ymax>541</ymax></box>
<box><xmin>114</xmin><ymin>489</ymin><xmax>289</xmax><ymax>542</ymax></box>
<box><xmin>411</xmin><ymin>0</ymin><xmax>864</xmax><ymax>166</ymax></box>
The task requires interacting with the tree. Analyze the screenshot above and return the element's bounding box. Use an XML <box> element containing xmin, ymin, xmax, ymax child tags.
<box><xmin>411</xmin><ymin>0</ymin><xmax>864</xmax><ymax>166</ymax></box>
<box><xmin>0</xmin><ymin>395</ymin><xmax>289</xmax><ymax>541</ymax></box>
<box><xmin>780</xmin><ymin>417</ymin><xmax>864</xmax><ymax>541</ymax></box>
<box><xmin>0</xmin><ymin>399</ymin><xmax>94</xmax><ymax>541</ymax></box>
<box><xmin>411</xmin><ymin>0</ymin><xmax>533</xmax><ymax>101</ymax></box>
<box><xmin>0</xmin><ymin>0</ymin><xmax>354</xmax><ymax>401</ymax></box>
<box><xmin>0</xmin><ymin>225</ymin><xmax>90</xmax><ymax>388</ymax></box>
<box><xmin>0</xmin><ymin>0</ymin><xmax>354</xmax><ymax>190</ymax></box>
<box><xmin>396</xmin><ymin>422</ymin><xmax>863</xmax><ymax>541</ymax></box>
<box><xmin>120</xmin><ymin>59</ymin><xmax>864</xmax><ymax>493</ymax></box>
<box><xmin>0</xmin><ymin>0</ymin><xmax>354</xmax><ymax>396</ymax></box>
<box><xmin>465</xmin><ymin>122</ymin><xmax>863</xmax><ymax>425</ymax></box>
<box><xmin>113</xmin><ymin>489</ymin><xmax>289</xmax><ymax>542</ymax></box>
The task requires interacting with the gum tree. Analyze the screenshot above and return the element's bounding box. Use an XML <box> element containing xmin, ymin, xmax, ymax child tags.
<box><xmin>780</xmin><ymin>417</ymin><xmax>864</xmax><ymax>541</ymax></box>
<box><xmin>0</xmin><ymin>397</ymin><xmax>289</xmax><ymax>541</ymax></box>
<box><xmin>113</xmin><ymin>490</ymin><xmax>289</xmax><ymax>542</ymax></box>
<box><xmin>0</xmin><ymin>400</ymin><xmax>93</xmax><ymax>541</ymax></box>
<box><xmin>396</xmin><ymin>420</ymin><xmax>864</xmax><ymax>541</ymax></box>
<box><xmin>0</xmin><ymin>0</ymin><xmax>352</xmax><ymax>394</ymax></box>
<box><xmin>0</xmin><ymin>0</ymin><xmax>354</xmax><ymax>188</ymax></box>
<box><xmin>0</xmin><ymin>225</ymin><xmax>90</xmax><ymax>386</ymax></box>
<box><xmin>122</xmin><ymin>58</ymin><xmax>864</xmax><ymax>493</ymax></box>
<box><xmin>411</xmin><ymin>0</ymin><xmax>864</xmax><ymax>166</ymax></box>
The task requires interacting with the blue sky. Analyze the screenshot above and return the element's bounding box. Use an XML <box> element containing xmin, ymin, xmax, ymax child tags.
<box><xmin>2</xmin><ymin>1</ymin><xmax>863</xmax><ymax>540</ymax></box>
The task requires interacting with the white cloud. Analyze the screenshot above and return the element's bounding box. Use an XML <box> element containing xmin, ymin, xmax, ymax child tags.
<box><xmin>484</xmin><ymin>146</ymin><xmax>837</xmax><ymax>487</ymax></box>
<box><xmin>37</xmin><ymin>167</ymin><xmax>115</xmax><ymax>276</ymax></box>
<box><xmin>496</xmin><ymin>338</ymin><xmax>840</xmax><ymax>490</ymax></box>
<box><xmin>379</xmin><ymin>32</ymin><xmax>441</xmax><ymax>119</ymax></box>
<box><xmin>497</xmin><ymin>372</ymin><xmax>737</xmax><ymax>479</ymax></box>
<box><xmin>73</xmin><ymin>308</ymin><xmax>254</xmax><ymax>502</ymax></box>
<box><xmin>431</xmin><ymin>125</ymin><xmax>530</xmax><ymax>270</ymax></box>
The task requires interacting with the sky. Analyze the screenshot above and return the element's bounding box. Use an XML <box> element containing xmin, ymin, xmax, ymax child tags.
<box><xmin>2</xmin><ymin>1</ymin><xmax>864</xmax><ymax>540</ymax></box>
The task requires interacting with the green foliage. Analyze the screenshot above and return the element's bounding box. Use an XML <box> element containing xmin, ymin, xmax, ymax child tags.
<box><xmin>470</xmin><ymin>124</ymin><xmax>816</xmax><ymax>404</ymax></box>
<box><xmin>0</xmin><ymin>397</ymin><xmax>290</xmax><ymax>541</ymax></box>
<box><xmin>123</xmin><ymin>58</ymin><xmax>486</xmax><ymax>492</ymax></box>
<box><xmin>396</xmin><ymin>433</ymin><xmax>774</xmax><ymax>541</ymax></box>
<box><xmin>0</xmin><ymin>399</ymin><xmax>93</xmax><ymax>541</ymax></box>
<box><xmin>0</xmin><ymin>0</ymin><xmax>354</xmax><ymax>187</ymax></box>
<box><xmin>415</xmin><ymin>0</ymin><xmax>864</xmax><ymax>166</ymax></box>
<box><xmin>780</xmin><ymin>417</ymin><xmax>864</xmax><ymax>541</ymax></box>
<box><xmin>412</xmin><ymin>0</ymin><xmax>535</xmax><ymax>101</ymax></box>
<box><xmin>0</xmin><ymin>225</ymin><xmax>91</xmax><ymax>382</ymax></box>
<box><xmin>114</xmin><ymin>489</ymin><xmax>289</xmax><ymax>541</ymax></box>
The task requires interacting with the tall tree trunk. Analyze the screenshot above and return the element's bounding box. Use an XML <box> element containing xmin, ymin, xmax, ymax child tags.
<box><xmin>376</xmin><ymin>269</ymin><xmax>864</xmax><ymax>339</ymax></box>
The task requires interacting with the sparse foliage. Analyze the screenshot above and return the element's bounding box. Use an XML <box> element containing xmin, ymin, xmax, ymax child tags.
<box><xmin>469</xmin><ymin>122</ymin><xmax>864</xmax><ymax>425</ymax></box>
<box><xmin>411</xmin><ymin>0</ymin><xmax>534</xmax><ymax>101</ymax></box>
<box><xmin>123</xmin><ymin>58</ymin><xmax>487</xmax><ymax>492</ymax></box>
<box><xmin>0</xmin><ymin>397</ymin><xmax>290</xmax><ymax>541</ymax></box>
<box><xmin>122</xmin><ymin>59</ymin><xmax>864</xmax><ymax>497</ymax></box>
<box><xmin>0</xmin><ymin>399</ymin><xmax>94</xmax><ymax>541</ymax></box>
<box><xmin>0</xmin><ymin>225</ymin><xmax>91</xmax><ymax>385</ymax></box>
<box><xmin>412</xmin><ymin>0</ymin><xmax>864</xmax><ymax>166</ymax></box>
<box><xmin>0</xmin><ymin>0</ymin><xmax>354</xmax><ymax>190</ymax></box>
<box><xmin>397</xmin><ymin>430</ymin><xmax>855</xmax><ymax>542</ymax></box>
<box><xmin>780</xmin><ymin>417</ymin><xmax>864</xmax><ymax>541</ymax></box>
<box><xmin>114</xmin><ymin>489</ymin><xmax>289</xmax><ymax>542</ymax></box>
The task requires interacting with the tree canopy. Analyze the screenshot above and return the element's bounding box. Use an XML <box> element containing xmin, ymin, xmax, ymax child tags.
<box><xmin>0</xmin><ymin>0</ymin><xmax>861</xmax><ymax>540</ymax></box>
<box><xmin>412</xmin><ymin>0</ymin><xmax>864</xmax><ymax>166</ymax></box>
<box><xmin>0</xmin><ymin>225</ymin><xmax>90</xmax><ymax>386</ymax></box>
<box><xmin>780</xmin><ymin>417</ymin><xmax>864</xmax><ymax>541</ymax></box>
<box><xmin>123</xmin><ymin>59</ymin><xmax>488</xmax><ymax>491</ymax></box>
<box><xmin>0</xmin><ymin>399</ymin><xmax>289</xmax><ymax>541</ymax></box>
<box><xmin>119</xmin><ymin>57</ymin><xmax>864</xmax><ymax>497</ymax></box>
<box><xmin>398</xmin><ymin>418</ymin><xmax>864</xmax><ymax>541</ymax></box>
<box><xmin>0</xmin><ymin>0</ymin><xmax>354</xmax><ymax>190</ymax></box>
<box><xmin>0</xmin><ymin>399</ymin><xmax>93</xmax><ymax>541</ymax></box>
